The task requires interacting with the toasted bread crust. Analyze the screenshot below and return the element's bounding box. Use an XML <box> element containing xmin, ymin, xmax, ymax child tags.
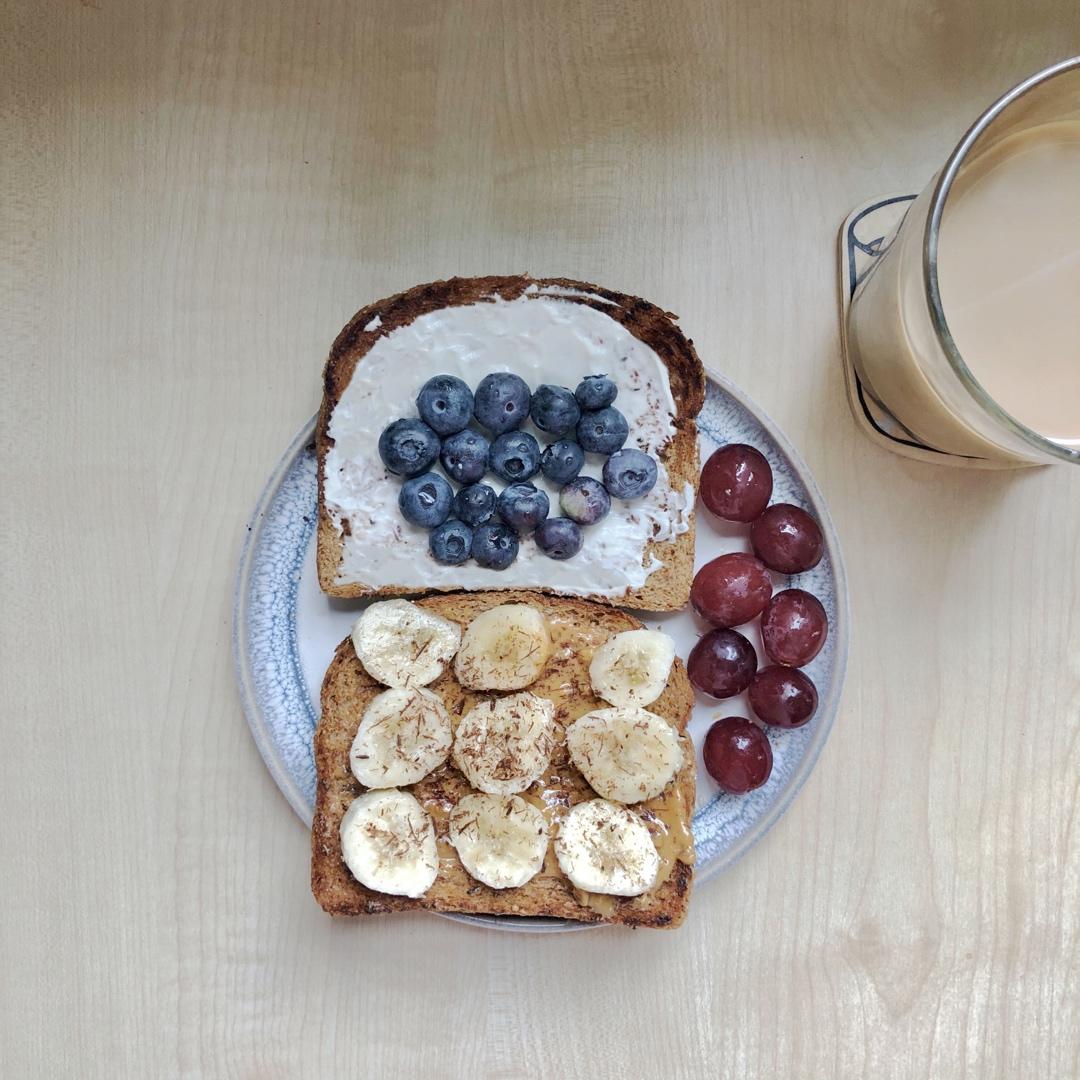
<box><xmin>311</xmin><ymin>590</ymin><xmax>696</xmax><ymax>928</ymax></box>
<box><xmin>316</xmin><ymin>276</ymin><xmax>705</xmax><ymax>611</ymax></box>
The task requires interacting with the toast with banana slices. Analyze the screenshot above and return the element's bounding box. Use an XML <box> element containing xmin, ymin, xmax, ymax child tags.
<box><xmin>311</xmin><ymin>590</ymin><xmax>696</xmax><ymax>928</ymax></box>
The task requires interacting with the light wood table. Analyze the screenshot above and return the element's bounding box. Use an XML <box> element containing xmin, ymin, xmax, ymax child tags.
<box><xmin>4</xmin><ymin>3</ymin><xmax>1078</xmax><ymax>1077</ymax></box>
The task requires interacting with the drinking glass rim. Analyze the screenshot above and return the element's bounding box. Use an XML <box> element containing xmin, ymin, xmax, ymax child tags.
<box><xmin>923</xmin><ymin>55</ymin><xmax>1080</xmax><ymax>464</ymax></box>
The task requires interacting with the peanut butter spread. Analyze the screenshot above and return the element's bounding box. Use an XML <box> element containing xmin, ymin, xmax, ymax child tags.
<box><xmin>406</xmin><ymin>606</ymin><xmax>695</xmax><ymax>917</ymax></box>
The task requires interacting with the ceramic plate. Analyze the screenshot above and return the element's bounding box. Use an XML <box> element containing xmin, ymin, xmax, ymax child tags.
<box><xmin>234</xmin><ymin>370</ymin><xmax>849</xmax><ymax>931</ymax></box>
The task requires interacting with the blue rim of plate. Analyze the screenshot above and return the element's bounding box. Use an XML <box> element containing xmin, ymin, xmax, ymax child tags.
<box><xmin>234</xmin><ymin>368</ymin><xmax>849</xmax><ymax>932</ymax></box>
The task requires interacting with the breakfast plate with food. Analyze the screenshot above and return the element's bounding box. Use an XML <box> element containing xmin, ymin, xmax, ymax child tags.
<box><xmin>234</xmin><ymin>275</ymin><xmax>848</xmax><ymax>931</ymax></box>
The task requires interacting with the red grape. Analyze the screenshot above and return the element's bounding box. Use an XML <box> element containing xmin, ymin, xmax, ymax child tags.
<box><xmin>700</xmin><ymin>444</ymin><xmax>773</xmax><ymax>522</ymax></box>
<box><xmin>687</xmin><ymin>628</ymin><xmax>757</xmax><ymax>698</ymax></box>
<box><xmin>691</xmin><ymin>552</ymin><xmax>773</xmax><ymax>628</ymax></box>
<box><xmin>750</xmin><ymin>503</ymin><xmax>824</xmax><ymax>574</ymax></box>
<box><xmin>703</xmin><ymin>718</ymin><xmax>773</xmax><ymax>793</ymax></box>
<box><xmin>748</xmin><ymin>665</ymin><xmax>818</xmax><ymax>727</ymax></box>
<box><xmin>761</xmin><ymin>589</ymin><xmax>827</xmax><ymax>666</ymax></box>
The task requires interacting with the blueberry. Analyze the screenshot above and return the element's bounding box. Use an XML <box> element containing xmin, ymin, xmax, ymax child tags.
<box><xmin>576</xmin><ymin>406</ymin><xmax>629</xmax><ymax>454</ymax></box>
<box><xmin>559</xmin><ymin>476</ymin><xmax>611</xmax><ymax>525</ymax></box>
<box><xmin>497</xmin><ymin>483</ymin><xmax>550</xmax><ymax>534</ymax></box>
<box><xmin>489</xmin><ymin>430</ymin><xmax>540</xmax><ymax>483</ymax></box>
<box><xmin>429</xmin><ymin>519</ymin><xmax>473</xmax><ymax>565</ymax></box>
<box><xmin>398</xmin><ymin>472</ymin><xmax>453</xmax><ymax>528</ymax></box>
<box><xmin>472</xmin><ymin>522</ymin><xmax>519</xmax><ymax>570</ymax></box>
<box><xmin>473</xmin><ymin>372</ymin><xmax>531</xmax><ymax>434</ymax></box>
<box><xmin>603</xmin><ymin>448</ymin><xmax>658</xmax><ymax>500</ymax></box>
<box><xmin>575</xmin><ymin>375</ymin><xmax>617</xmax><ymax>410</ymax></box>
<box><xmin>535</xmin><ymin>517</ymin><xmax>583</xmax><ymax>560</ymax></box>
<box><xmin>378</xmin><ymin>418</ymin><xmax>440</xmax><ymax>477</ymax></box>
<box><xmin>439</xmin><ymin>429</ymin><xmax>490</xmax><ymax>485</ymax></box>
<box><xmin>453</xmin><ymin>483</ymin><xmax>497</xmax><ymax>527</ymax></box>
<box><xmin>540</xmin><ymin>439</ymin><xmax>585</xmax><ymax>485</ymax></box>
<box><xmin>416</xmin><ymin>374</ymin><xmax>474</xmax><ymax>436</ymax></box>
<box><xmin>530</xmin><ymin>385</ymin><xmax>581</xmax><ymax>437</ymax></box>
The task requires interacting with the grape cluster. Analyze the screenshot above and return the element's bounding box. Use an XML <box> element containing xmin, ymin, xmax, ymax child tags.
<box><xmin>690</xmin><ymin>444</ymin><xmax>828</xmax><ymax>794</ymax></box>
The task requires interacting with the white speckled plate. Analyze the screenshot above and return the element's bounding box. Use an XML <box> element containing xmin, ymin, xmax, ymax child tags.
<box><xmin>234</xmin><ymin>370</ymin><xmax>849</xmax><ymax>931</ymax></box>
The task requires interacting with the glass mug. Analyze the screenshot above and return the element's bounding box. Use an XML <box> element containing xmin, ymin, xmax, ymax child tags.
<box><xmin>847</xmin><ymin>56</ymin><xmax>1080</xmax><ymax>466</ymax></box>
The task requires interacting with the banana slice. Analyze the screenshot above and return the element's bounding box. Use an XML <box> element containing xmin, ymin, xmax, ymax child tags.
<box><xmin>566</xmin><ymin>707</ymin><xmax>683</xmax><ymax>803</ymax></box>
<box><xmin>589</xmin><ymin>629</ymin><xmax>676</xmax><ymax>708</ymax></box>
<box><xmin>349</xmin><ymin>687</ymin><xmax>452</xmax><ymax>787</ymax></box>
<box><xmin>351</xmin><ymin>599</ymin><xmax>461</xmax><ymax>689</ymax></box>
<box><xmin>454</xmin><ymin>604</ymin><xmax>552</xmax><ymax>691</ymax></box>
<box><xmin>554</xmin><ymin>798</ymin><xmax>660</xmax><ymax>896</ymax></box>
<box><xmin>339</xmin><ymin>789</ymin><xmax>438</xmax><ymax>898</ymax></box>
<box><xmin>448</xmin><ymin>793</ymin><xmax>548</xmax><ymax>889</ymax></box>
<box><xmin>452</xmin><ymin>691</ymin><xmax>557</xmax><ymax>795</ymax></box>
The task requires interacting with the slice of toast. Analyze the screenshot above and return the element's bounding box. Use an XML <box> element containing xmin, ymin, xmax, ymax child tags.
<box><xmin>311</xmin><ymin>590</ymin><xmax>696</xmax><ymax>928</ymax></box>
<box><xmin>316</xmin><ymin>276</ymin><xmax>706</xmax><ymax>612</ymax></box>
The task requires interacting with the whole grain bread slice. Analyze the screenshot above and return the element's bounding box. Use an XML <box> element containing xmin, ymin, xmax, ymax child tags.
<box><xmin>311</xmin><ymin>590</ymin><xmax>696</xmax><ymax>928</ymax></box>
<box><xmin>316</xmin><ymin>275</ymin><xmax>706</xmax><ymax>612</ymax></box>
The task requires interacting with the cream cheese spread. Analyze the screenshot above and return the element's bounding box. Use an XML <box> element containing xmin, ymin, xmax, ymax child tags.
<box><xmin>323</xmin><ymin>289</ymin><xmax>693</xmax><ymax>597</ymax></box>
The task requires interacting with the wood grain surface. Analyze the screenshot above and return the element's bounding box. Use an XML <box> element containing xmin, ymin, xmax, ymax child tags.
<box><xmin>3</xmin><ymin>2</ymin><xmax>1078</xmax><ymax>1077</ymax></box>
